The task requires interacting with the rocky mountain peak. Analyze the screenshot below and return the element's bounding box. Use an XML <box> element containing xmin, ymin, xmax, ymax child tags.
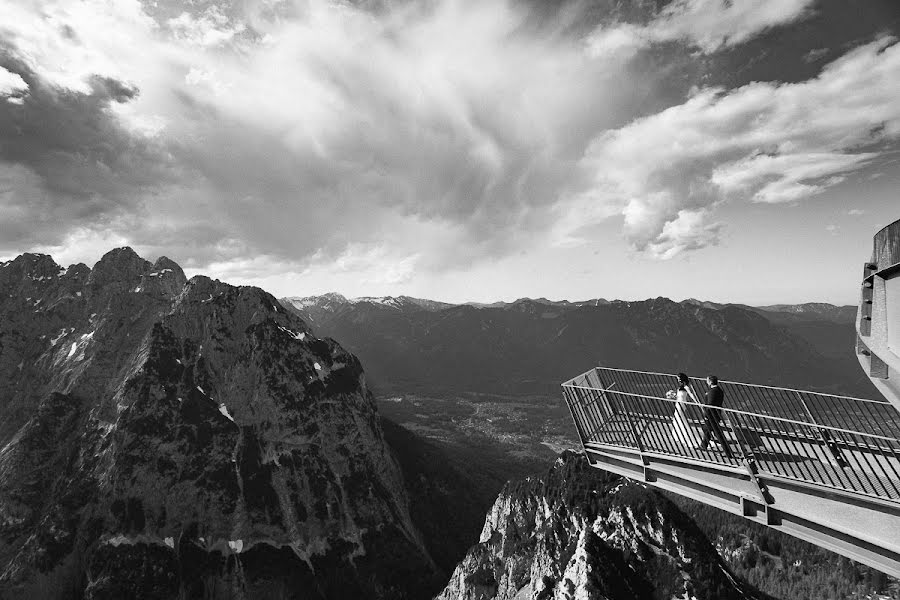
<box><xmin>152</xmin><ymin>255</ymin><xmax>181</xmax><ymax>273</ymax></box>
<box><xmin>64</xmin><ymin>263</ymin><xmax>91</xmax><ymax>279</ymax></box>
<box><xmin>149</xmin><ymin>256</ymin><xmax>187</xmax><ymax>291</ymax></box>
<box><xmin>321</xmin><ymin>291</ymin><xmax>349</xmax><ymax>303</ymax></box>
<box><xmin>438</xmin><ymin>451</ymin><xmax>760</xmax><ymax>600</ymax></box>
<box><xmin>0</xmin><ymin>253</ymin><xmax>63</xmax><ymax>289</ymax></box>
<box><xmin>0</xmin><ymin>247</ymin><xmax>438</xmax><ymax>599</ymax></box>
<box><xmin>8</xmin><ymin>252</ymin><xmax>60</xmax><ymax>274</ymax></box>
<box><xmin>88</xmin><ymin>246</ymin><xmax>153</xmax><ymax>288</ymax></box>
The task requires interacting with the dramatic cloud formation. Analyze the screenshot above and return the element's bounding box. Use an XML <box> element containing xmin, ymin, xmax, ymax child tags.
<box><xmin>0</xmin><ymin>0</ymin><xmax>897</xmax><ymax>286</ymax></box>
<box><xmin>0</xmin><ymin>56</ymin><xmax>171</xmax><ymax>249</ymax></box>
<box><xmin>580</xmin><ymin>36</ymin><xmax>900</xmax><ymax>256</ymax></box>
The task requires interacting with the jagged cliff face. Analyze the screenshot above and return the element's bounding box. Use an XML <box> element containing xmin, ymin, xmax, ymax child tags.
<box><xmin>0</xmin><ymin>248</ymin><xmax>436</xmax><ymax>599</ymax></box>
<box><xmin>437</xmin><ymin>451</ymin><xmax>758</xmax><ymax>600</ymax></box>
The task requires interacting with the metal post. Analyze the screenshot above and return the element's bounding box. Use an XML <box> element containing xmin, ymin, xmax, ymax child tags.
<box><xmin>562</xmin><ymin>387</ymin><xmax>589</xmax><ymax>456</ymax></box>
<box><xmin>731</xmin><ymin>413</ymin><xmax>775</xmax><ymax>504</ymax></box>
<box><xmin>796</xmin><ymin>391</ymin><xmax>848</xmax><ymax>469</ymax></box>
<box><xmin>594</xmin><ymin>367</ymin><xmax>617</xmax><ymax>416</ymax></box>
<box><xmin>597</xmin><ymin>374</ymin><xmax>647</xmax><ymax>463</ymax></box>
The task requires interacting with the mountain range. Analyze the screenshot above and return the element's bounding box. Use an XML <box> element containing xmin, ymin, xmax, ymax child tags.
<box><xmin>281</xmin><ymin>294</ymin><xmax>871</xmax><ymax>398</ymax></box>
<box><xmin>0</xmin><ymin>248</ymin><xmax>877</xmax><ymax>599</ymax></box>
<box><xmin>0</xmin><ymin>248</ymin><xmax>769</xmax><ymax>600</ymax></box>
<box><xmin>0</xmin><ymin>249</ymin><xmax>440</xmax><ymax>598</ymax></box>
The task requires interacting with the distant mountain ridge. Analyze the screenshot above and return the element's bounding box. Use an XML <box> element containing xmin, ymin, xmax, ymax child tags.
<box><xmin>283</xmin><ymin>293</ymin><xmax>456</xmax><ymax>326</ymax></box>
<box><xmin>753</xmin><ymin>303</ymin><xmax>857</xmax><ymax>324</ymax></box>
<box><xmin>283</xmin><ymin>294</ymin><xmax>615</xmax><ymax>312</ymax></box>
<box><xmin>287</xmin><ymin>294</ymin><xmax>853</xmax><ymax>322</ymax></box>
<box><xmin>280</xmin><ymin>294</ymin><xmax>872</xmax><ymax>398</ymax></box>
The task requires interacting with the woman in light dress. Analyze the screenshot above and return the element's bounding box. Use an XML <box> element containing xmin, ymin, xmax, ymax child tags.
<box><xmin>671</xmin><ymin>372</ymin><xmax>701</xmax><ymax>447</ymax></box>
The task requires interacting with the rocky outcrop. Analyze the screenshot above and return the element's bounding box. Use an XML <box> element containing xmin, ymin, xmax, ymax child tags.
<box><xmin>0</xmin><ymin>248</ymin><xmax>437</xmax><ymax>599</ymax></box>
<box><xmin>437</xmin><ymin>451</ymin><xmax>760</xmax><ymax>600</ymax></box>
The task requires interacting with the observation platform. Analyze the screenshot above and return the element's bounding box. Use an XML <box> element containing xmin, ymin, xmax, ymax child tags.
<box><xmin>857</xmin><ymin>217</ymin><xmax>900</xmax><ymax>413</ymax></box>
<box><xmin>562</xmin><ymin>366</ymin><xmax>900</xmax><ymax>578</ymax></box>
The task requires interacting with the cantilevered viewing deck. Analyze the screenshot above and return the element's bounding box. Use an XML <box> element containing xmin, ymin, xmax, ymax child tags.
<box><xmin>563</xmin><ymin>220</ymin><xmax>900</xmax><ymax>577</ymax></box>
<box><xmin>562</xmin><ymin>366</ymin><xmax>900</xmax><ymax>578</ymax></box>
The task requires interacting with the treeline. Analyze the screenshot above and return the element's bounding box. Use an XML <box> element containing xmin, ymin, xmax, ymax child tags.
<box><xmin>670</xmin><ymin>494</ymin><xmax>900</xmax><ymax>600</ymax></box>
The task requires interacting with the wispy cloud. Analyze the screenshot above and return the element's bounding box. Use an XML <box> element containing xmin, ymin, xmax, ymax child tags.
<box><xmin>803</xmin><ymin>47</ymin><xmax>830</xmax><ymax>63</ymax></box>
<box><xmin>649</xmin><ymin>0</ymin><xmax>815</xmax><ymax>52</ymax></box>
<box><xmin>576</xmin><ymin>36</ymin><xmax>900</xmax><ymax>256</ymax></box>
<box><xmin>587</xmin><ymin>0</ymin><xmax>815</xmax><ymax>58</ymax></box>
<box><xmin>167</xmin><ymin>6</ymin><xmax>246</xmax><ymax>47</ymax></box>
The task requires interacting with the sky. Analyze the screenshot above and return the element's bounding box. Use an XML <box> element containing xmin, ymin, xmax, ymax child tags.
<box><xmin>1</xmin><ymin>0</ymin><xmax>898</xmax><ymax>305</ymax></box>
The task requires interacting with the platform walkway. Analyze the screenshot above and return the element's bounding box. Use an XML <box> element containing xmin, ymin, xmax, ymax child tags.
<box><xmin>562</xmin><ymin>366</ymin><xmax>900</xmax><ymax>578</ymax></box>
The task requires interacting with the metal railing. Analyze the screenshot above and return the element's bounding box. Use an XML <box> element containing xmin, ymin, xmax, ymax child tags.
<box><xmin>872</xmin><ymin>218</ymin><xmax>900</xmax><ymax>271</ymax></box>
<box><xmin>562</xmin><ymin>367</ymin><xmax>900</xmax><ymax>503</ymax></box>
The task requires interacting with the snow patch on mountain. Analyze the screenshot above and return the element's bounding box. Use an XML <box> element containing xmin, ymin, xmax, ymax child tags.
<box><xmin>277</xmin><ymin>324</ymin><xmax>306</xmax><ymax>341</ymax></box>
<box><xmin>218</xmin><ymin>403</ymin><xmax>235</xmax><ymax>422</ymax></box>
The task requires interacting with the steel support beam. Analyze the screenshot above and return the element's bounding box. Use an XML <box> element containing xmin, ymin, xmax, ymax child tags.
<box><xmin>584</xmin><ymin>444</ymin><xmax>900</xmax><ymax>578</ymax></box>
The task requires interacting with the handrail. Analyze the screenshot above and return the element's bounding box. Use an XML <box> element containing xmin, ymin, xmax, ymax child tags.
<box><xmin>871</xmin><ymin>217</ymin><xmax>900</xmax><ymax>271</ymax></box>
<box><xmin>562</xmin><ymin>383</ymin><xmax>900</xmax><ymax>445</ymax></box>
<box><xmin>562</xmin><ymin>366</ymin><xmax>900</xmax><ymax>504</ymax></box>
<box><xmin>565</xmin><ymin>365</ymin><xmax>893</xmax><ymax>405</ymax></box>
<box><xmin>566</xmin><ymin>366</ymin><xmax>900</xmax><ymax>447</ymax></box>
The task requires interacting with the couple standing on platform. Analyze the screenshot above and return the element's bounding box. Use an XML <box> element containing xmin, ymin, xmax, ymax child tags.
<box><xmin>670</xmin><ymin>373</ymin><xmax>734</xmax><ymax>458</ymax></box>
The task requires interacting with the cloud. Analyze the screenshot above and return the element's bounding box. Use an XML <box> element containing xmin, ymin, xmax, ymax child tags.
<box><xmin>649</xmin><ymin>0</ymin><xmax>816</xmax><ymax>52</ymax></box>
<box><xmin>0</xmin><ymin>66</ymin><xmax>27</xmax><ymax>98</ymax></box>
<box><xmin>4</xmin><ymin>0</ymin><xmax>663</xmax><ymax>268</ymax></box>
<box><xmin>587</xmin><ymin>0</ymin><xmax>815</xmax><ymax>58</ymax></box>
<box><xmin>578</xmin><ymin>36</ymin><xmax>900</xmax><ymax>256</ymax></box>
<box><xmin>334</xmin><ymin>244</ymin><xmax>419</xmax><ymax>286</ymax></box>
<box><xmin>848</xmin><ymin>209</ymin><xmax>866</xmax><ymax>216</ymax></box>
<box><xmin>0</xmin><ymin>224</ymin><xmax>130</xmax><ymax>267</ymax></box>
<box><xmin>167</xmin><ymin>6</ymin><xmax>246</xmax><ymax>48</ymax></box>
<box><xmin>0</xmin><ymin>0</ymin><xmax>158</xmax><ymax>95</ymax></box>
<box><xmin>711</xmin><ymin>152</ymin><xmax>867</xmax><ymax>203</ymax></box>
<box><xmin>803</xmin><ymin>47</ymin><xmax>830</xmax><ymax>63</ymax></box>
<box><xmin>0</xmin><ymin>55</ymin><xmax>173</xmax><ymax>249</ymax></box>
<box><xmin>0</xmin><ymin>0</ymin><xmax>895</xmax><ymax>283</ymax></box>
<box><xmin>645</xmin><ymin>209</ymin><xmax>723</xmax><ymax>260</ymax></box>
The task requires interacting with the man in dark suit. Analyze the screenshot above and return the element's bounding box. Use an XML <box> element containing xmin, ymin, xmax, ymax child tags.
<box><xmin>699</xmin><ymin>375</ymin><xmax>734</xmax><ymax>458</ymax></box>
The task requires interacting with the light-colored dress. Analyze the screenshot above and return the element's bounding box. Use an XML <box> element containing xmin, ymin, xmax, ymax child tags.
<box><xmin>672</xmin><ymin>388</ymin><xmax>700</xmax><ymax>447</ymax></box>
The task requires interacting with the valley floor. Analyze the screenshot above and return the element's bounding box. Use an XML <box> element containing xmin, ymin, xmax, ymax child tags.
<box><xmin>377</xmin><ymin>392</ymin><xmax>579</xmax><ymax>466</ymax></box>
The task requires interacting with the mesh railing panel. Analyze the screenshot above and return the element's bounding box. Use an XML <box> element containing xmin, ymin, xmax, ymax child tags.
<box><xmin>563</xmin><ymin>367</ymin><xmax>900</xmax><ymax>503</ymax></box>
